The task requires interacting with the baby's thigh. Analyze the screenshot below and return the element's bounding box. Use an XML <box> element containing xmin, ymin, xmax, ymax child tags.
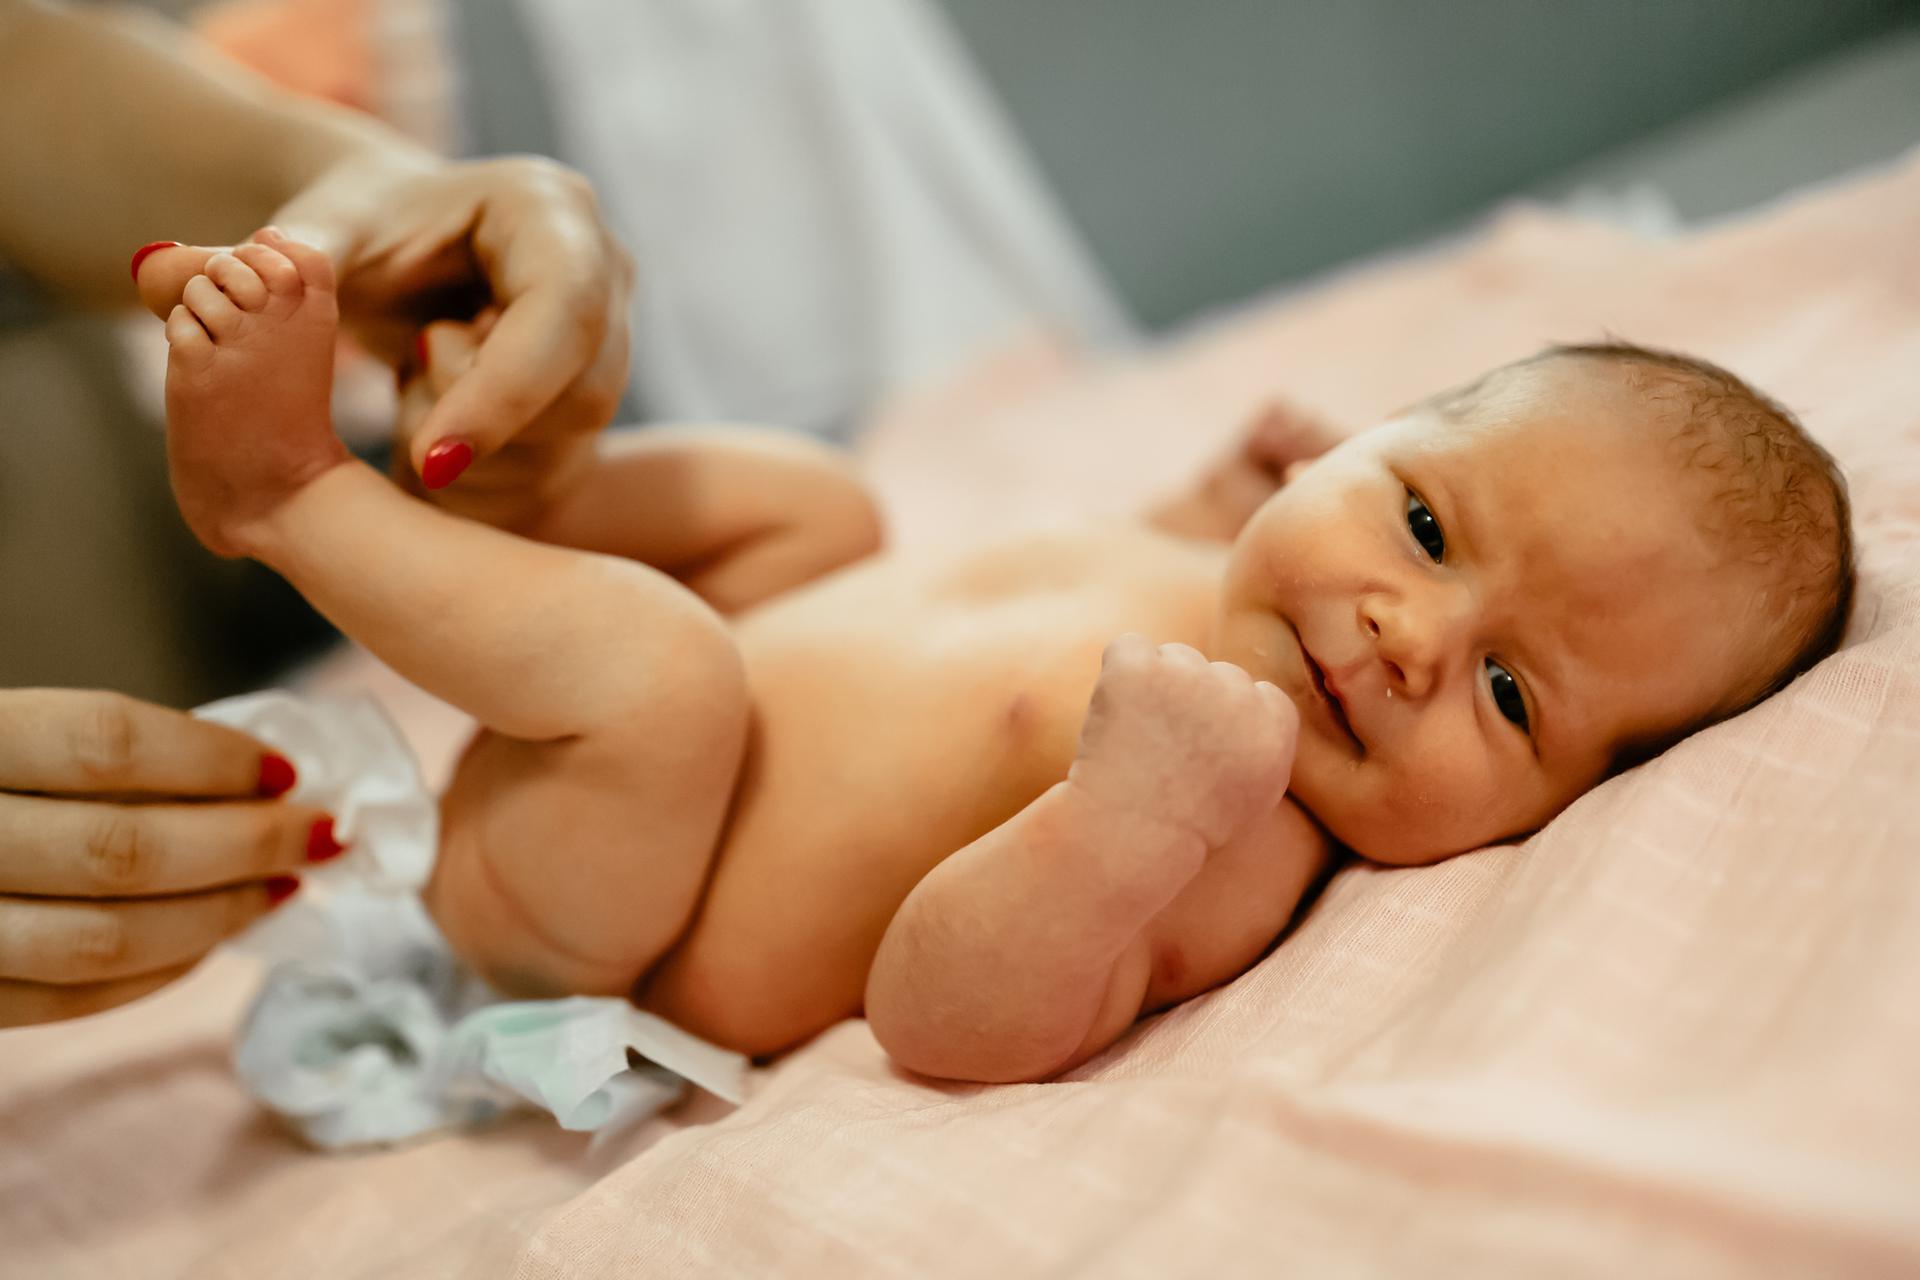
<box><xmin>428</xmin><ymin>671</ymin><xmax>751</xmax><ymax>997</ymax></box>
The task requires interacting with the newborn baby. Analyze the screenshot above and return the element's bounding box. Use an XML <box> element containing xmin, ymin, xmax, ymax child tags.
<box><xmin>151</xmin><ymin>232</ymin><xmax>1852</xmax><ymax>1084</ymax></box>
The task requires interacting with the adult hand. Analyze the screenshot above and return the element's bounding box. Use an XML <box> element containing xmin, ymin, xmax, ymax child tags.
<box><xmin>283</xmin><ymin>151</ymin><xmax>635</xmax><ymax>526</ymax></box>
<box><xmin>137</xmin><ymin>151</ymin><xmax>634</xmax><ymax>527</ymax></box>
<box><xmin>1146</xmin><ymin>400</ymin><xmax>1346</xmax><ymax>543</ymax></box>
<box><xmin>0</xmin><ymin>690</ymin><xmax>335</xmax><ymax>1028</ymax></box>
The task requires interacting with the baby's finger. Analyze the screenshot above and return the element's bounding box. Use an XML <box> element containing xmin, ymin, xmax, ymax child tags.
<box><xmin>1100</xmin><ymin>633</ymin><xmax>1156</xmax><ymax>669</ymax></box>
<box><xmin>1157</xmin><ymin>642</ymin><xmax>1208</xmax><ymax>668</ymax></box>
<box><xmin>1255</xmin><ymin>680</ymin><xmax>1299</xmax><ymax>725</ymax></box>
<box><xmin>0</xmin><ymin>690</ymin><xmax>289</xmax><ymax>799</ymax></box>
<box><xmin>0</xmin><ymin>792</ymin><xmax>339</xmax><ymax>898</ymax></box>
<box><xmin>0</xmin><ymin>880</ymin><xmax>296</xmax><ymax>985</ymax></box>
<box><xmin>0</xmin><ymin>964</ymin><xmax>195</xmax><ymax>1029</ymax></box>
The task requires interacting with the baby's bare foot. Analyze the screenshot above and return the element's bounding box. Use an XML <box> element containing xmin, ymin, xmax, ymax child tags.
<box><xmin>162</xmin><ymin>228</ymin><xmax>349</xmax><ymax>558</ymax></box>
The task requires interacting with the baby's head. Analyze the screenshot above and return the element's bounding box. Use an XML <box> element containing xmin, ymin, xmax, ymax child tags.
<box><xmin>1211</xmin><ymin>342</ymin><xmax>1853</xmax><ymax>863</ymax></box>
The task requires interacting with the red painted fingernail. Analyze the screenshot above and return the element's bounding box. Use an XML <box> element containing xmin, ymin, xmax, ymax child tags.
<box><xmin>414</xmin><ymin>332</ymin><xmax>430</xmax><ymax>370</ymax></box>
<box><xmin>130</xmin><ymin>240</ymin><xmax>181</xmax><ymax>283</ymax></box>
<box><xmin>265</xmin><ymin>875</ymin><xmax>301</xmax><ymax>905</ymax></box>
<box><xmin>257</xmin><ymin>752</ymin><xmax>297</xmax><ymax>798</ymax></box>
<box><xmin>306</xmin><ymin>817</ymin><xmax>345</xmax><ymax>863</ymax></box>
<box><xmin>421</xmin><ymin>439</ymin><xmax>473</xmax><ymax>490</ymax></box>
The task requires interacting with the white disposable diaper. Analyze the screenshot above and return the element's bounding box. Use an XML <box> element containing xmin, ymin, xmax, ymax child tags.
<box><xmin>197</xmin><ymin>691</ymin><xmax>748</xmax><ymax>1150</ymax></box>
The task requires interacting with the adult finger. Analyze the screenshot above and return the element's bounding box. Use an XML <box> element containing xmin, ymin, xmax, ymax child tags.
<box><xmin>412</xmin><ymin>189</ymin><xmax>630</xmax><ymax>471</ymax></box>
<box><xmin>0</xmin><ymin>793</ymin><xmax>339</xmax><ymax>897</ymax></box>
<box><xmin>0</xmin><ymin>964</ymin><xmax>195</xmax><ymax>1029</ymax></box>
<box><xmin>0</xmin><ymin>880</ymin><xmax>295</xmax><ymax>985</ymax></box>
<box><xmin>0</xmin><ymin>690</ymin><xmax>290</xmax><ymax>799</ymax></box>
<box><xmin>410</xmin><ymin>270</ymin><xmax>613</xmax><ymax>474</ymax></box>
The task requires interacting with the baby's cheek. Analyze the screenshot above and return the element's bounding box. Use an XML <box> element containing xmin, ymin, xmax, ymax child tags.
<box><xmin>1365</xmin><ymin>752</ymin><xmax>1515</xmax><ymax>864</ymax></box>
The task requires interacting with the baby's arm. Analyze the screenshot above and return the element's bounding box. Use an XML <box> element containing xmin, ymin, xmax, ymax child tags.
<box><xmin>1145</xmin><ymin>400</ymin><xmax>1343</xmax><ymax>543</ymax></box>
<box><xmin>866</xmin><ymin>636</ymin><xmax>1317</xmax><ymax>1084</ymax></box>
<box><xmin>404</xmin><ymin>318</ymin><xmax>881</xmax><ymax>613</ymax></box>
<box><xmin>520</xmin><ymin>426</ymin><xmax>884</xmax><ymax>614</ymax></box>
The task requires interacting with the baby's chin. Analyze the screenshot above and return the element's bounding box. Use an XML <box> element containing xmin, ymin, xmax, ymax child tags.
<box><xmin>1283</xmin><ymin>754</ymin><xmax>1507</xmax><ymax>867</ymax></box>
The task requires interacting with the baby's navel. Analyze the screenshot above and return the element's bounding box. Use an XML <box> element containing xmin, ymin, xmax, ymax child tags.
<box><xmin>1003</xmin><ymin>692</ymin><xmax>1038</xmax><ymax>739</ymax></box>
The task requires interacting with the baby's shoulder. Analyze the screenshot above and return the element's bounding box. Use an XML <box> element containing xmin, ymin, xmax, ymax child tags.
<box><xmin>1140</xmin><ymin>798</ymin><xmax>1334</xmax><ymax>1009</ymax></box>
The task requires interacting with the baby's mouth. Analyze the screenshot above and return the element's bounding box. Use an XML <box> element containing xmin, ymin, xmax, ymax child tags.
<box><xmin>1299</xmin><ymin>639</ymin><xmax>1362</xmax><ymax>752</ymax></box>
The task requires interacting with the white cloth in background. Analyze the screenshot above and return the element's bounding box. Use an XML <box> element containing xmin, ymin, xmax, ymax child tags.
<box><xmin>511</xmin><ymin>0</ymin><xmax>1132</xmax><ymax>436</ymax></box>
<box><xmin>197</xmin><ymin>691</ymin><xmax>748</xmax><ymax>1149</ymax></box>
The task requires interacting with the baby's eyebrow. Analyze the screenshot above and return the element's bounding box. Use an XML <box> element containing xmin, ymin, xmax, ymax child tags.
<box><xmin>1424</xmin><ymin>467</ymin><xmax>1485</xmax><ymax>564</ymax></box>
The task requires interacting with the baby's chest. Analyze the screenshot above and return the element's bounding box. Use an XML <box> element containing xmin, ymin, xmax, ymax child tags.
<box><xmin>727</xmin><ymin>582</ymin><xmax>1154</xmax><ymax>880</ymax></box>
<box><xmin>671</xmin><ymin>533</ymin><xmax>1223</xmax><ymax>999</ymax></box>
<box><xmin>733</xmin><ymin>529</ymin><xmax>1222</xmax><ymax>838</ymax></box>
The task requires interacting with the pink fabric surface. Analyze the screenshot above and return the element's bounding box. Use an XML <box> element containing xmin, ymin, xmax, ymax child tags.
<box><xmin>4</xmin><ymin>153</ymin><xmax>1919</xmax><ymax>1278</ymax></box>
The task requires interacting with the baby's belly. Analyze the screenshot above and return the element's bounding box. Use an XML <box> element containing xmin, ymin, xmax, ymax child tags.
<box><xmin>635</xmin><ymin>629</ymin><xmax>1094</xmax><ymax>1055</ymax></box>
<box><xmin>636</xmin><ymin>532</ymin><xmax>1222</xmax><ymax>1056</ymax></box>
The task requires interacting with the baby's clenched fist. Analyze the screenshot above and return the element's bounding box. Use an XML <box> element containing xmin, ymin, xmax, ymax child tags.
<box><xmin>1067</xmin><ymin>634</ymin><xmax>1299</xmax><ymax>851</ymax></box>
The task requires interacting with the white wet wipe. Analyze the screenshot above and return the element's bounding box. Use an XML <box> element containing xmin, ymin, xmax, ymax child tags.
<box><xmin>198</xmin><ymin>691</ymin><xmax>749</xmax><ymax>1149</ymax></box>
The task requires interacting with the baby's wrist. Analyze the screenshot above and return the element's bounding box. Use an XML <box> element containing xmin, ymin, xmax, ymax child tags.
<box><xmin>1055</xmin><ymin>777</ymin><xmax>1210</xmax><ymax>879</ymax></box>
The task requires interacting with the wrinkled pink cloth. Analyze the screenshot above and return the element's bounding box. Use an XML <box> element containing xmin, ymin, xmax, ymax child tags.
<box><xmin>4</xmin><ymin>152</ymin><xmax>1918</xmax><ymax>1279</ymax></box>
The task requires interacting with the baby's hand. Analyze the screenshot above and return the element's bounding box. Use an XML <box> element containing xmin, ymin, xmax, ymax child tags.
<box><xmin>1146</xmin><ymin>399</ymin><xmax>1343</xmax><ymax>543</ymax></box>
<box><xmin>1067</xmin><ymin>634</ymin><xmax>1298</xmax><ymax>851</ymax></box>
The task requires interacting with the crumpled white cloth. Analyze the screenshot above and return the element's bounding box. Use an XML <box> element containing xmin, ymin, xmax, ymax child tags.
<box><xmin>197</xmin><ymin>691</ymin><xmax>749</xmax><ymax>1150</ymax></box>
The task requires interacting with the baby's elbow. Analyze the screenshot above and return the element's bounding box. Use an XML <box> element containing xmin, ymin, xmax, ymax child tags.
<box><xmin>807</xmin><ymin>472</ymin><xmax>885</xmax><ymax>573</ymax></box>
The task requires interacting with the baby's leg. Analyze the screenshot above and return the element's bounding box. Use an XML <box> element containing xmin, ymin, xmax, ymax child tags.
<box><xmin>162</xmin><ymin>233</ymin><xmax>749</xmax><ymax>992</ymax></box>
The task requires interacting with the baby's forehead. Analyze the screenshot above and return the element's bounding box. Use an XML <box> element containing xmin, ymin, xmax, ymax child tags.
<box><xmin>1391</xmin><ymin>369</ymin><xmax>1677</xmax><ymax>493</ymax></box>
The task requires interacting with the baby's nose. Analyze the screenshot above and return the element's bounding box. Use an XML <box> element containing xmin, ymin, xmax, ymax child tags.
<box><xmin>1359</xmin><ymin>591</ymin><xmax>1465</xmax><ymax>698</ymax></box>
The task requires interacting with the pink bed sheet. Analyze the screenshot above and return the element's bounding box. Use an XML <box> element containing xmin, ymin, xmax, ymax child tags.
<box><xmin>4</xmin><ymin>151</ymin><xmax>1918</xmax><ymax>1279</ymax></box>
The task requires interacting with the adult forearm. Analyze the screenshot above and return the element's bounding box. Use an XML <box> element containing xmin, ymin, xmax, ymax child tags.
<box><xmin>866</xmin><ymin>782</ymin><xmax>1203</xmax><ymax>1083</ymax></box>
<box><xmin>0</xmin><ymin>0</ymin><xmax>422</xmax><ymax>304</ymax></box>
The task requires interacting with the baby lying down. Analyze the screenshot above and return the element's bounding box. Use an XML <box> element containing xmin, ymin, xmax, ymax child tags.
<box><xmin>152</xmin><ymin>231</ymin><xmax>1853</xmax><ymax>1084</ymax></box>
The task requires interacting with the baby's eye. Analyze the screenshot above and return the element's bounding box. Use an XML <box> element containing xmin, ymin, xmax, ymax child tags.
<box><xmin>1406</xmin><ymin>490</ymin><xmax>1445</xmax><ymax>562</ymax></box>
<box><xmin>1485</xmin><ymin>658</ymin><xmax>1530</xmax><ymax>733</ymax></box>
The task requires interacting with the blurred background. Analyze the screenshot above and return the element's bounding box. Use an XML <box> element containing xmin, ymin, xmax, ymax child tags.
<box><xmin>4</xmin><ymin>0</ymin><xmax>1918</xmax><ymax>706</ymax></box>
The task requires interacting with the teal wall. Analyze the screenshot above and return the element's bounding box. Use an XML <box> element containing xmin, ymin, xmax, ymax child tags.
<box><xmin>935</xmin><ymin>1</ymin><xmax>1920</xmax><ymax>326</ymax></box>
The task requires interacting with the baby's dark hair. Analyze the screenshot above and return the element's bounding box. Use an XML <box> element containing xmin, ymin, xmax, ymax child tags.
<box><xmin>1441</xmin><ymin>340</ymin><xmax>1855</xmax><ymax>771</ymax></box>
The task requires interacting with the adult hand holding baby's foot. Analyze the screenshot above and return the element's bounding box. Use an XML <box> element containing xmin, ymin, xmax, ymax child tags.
<box><xmin>132</xmin><ymin>155</ymin><xmax>632</xmax><ymax>526</ymax></box>
<box><xmin>161</xmin><ymin>229</ymin><xmax>348</xmax><ymax>559</ymax></box>
<box><xmin>1067</xmin><ymin>634</ymin><xmax>1299</xmax><ymax>856</ymax></box>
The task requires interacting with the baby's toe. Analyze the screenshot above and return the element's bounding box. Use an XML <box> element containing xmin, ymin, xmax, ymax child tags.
<box><xmin>204</xmin><ymin>251</ymin><xmax>269</xmax><ymax>311</ymax></box>
<box><xmin>182</xmin><ymin>274</ymin><xmax>243</xmax><ymax>340</ymax></box>
<box><xmin>232</xmin><ymin>242</ymin><xmax>302</xmax><ymax>300</ymax></box>
<box><xmin>252</xmin><ymin>227</ymin><xmax>336</xmax><ymax>295</ymax></box>
<box><xmin>164</xmin><ymin>304</ymin><xmax>213</xmax><ymax>364</ymax></box>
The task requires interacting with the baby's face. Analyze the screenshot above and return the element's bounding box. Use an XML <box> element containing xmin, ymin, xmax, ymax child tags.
<box><xmin>1210</xmin><ymin>362</ymin><xmax>1763</xmax><ymax>863</ymax></box>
